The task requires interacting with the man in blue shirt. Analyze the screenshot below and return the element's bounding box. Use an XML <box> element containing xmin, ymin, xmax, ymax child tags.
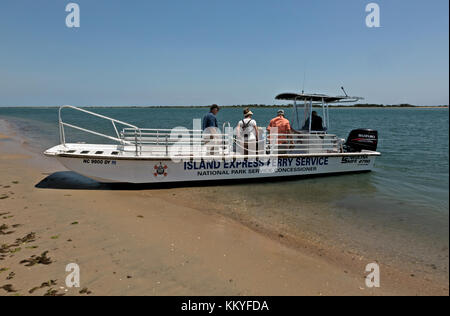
<box><xmin>202</xmin><ymin>104</ymin><xmax>220</xmax><ymax>156</ymax></box>
<box><xmin>202</xmin><ymin>104</ymin><xmax>220</xmax><ymax>130</ymax></box>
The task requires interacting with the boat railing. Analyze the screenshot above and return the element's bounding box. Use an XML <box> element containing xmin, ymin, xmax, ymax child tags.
<box><xmin>58</xmin><ymin>106</ymin><xmax>342</xmax><ymax>157</ymax></box>
<box><xmin>121</xmin><ymin>128</ymin><xmax>342</xmax><ymax>156</ymax></box>
<box><xmin>58</xmin><ymin>105</ymin><xmax>140</xmax><ymax>148</ymax></box>
<box><xmin>121</xmin><ymin>128</ymin><xmax>234</xmax><ymax>156</ymax></box>
<box><xmin>264</xmin><ymin>133</ymin><xmax>342</xmax><ymax>154</ymax></box>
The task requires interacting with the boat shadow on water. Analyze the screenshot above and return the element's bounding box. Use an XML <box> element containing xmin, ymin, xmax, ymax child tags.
<box><xmin>35</xmin><ymin>170</ymin><xmax>373</xmax><ymax>191</ymax></box>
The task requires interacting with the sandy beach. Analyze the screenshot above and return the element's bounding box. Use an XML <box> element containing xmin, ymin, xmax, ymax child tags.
<box><xmin>0</xmin><ymin>118</ymin><xmax>448</xmax><ymax>296</ymax></box>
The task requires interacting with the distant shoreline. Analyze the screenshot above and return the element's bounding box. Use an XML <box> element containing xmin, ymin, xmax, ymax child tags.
<box><xmin>1</xmin><ymin>105</ymin><xmax>448</xmax><ymax>109</ymax></box>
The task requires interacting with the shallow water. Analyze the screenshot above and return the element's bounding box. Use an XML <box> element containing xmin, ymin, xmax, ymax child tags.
<box><xmin>1</xmin><ymin>106</ymin><xmax>448</xmax><ymax>279</ymax></box>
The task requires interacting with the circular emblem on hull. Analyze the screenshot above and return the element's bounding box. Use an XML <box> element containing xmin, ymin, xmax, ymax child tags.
<box><xmin>154</xmin><ymin>163</ymin><xmax>168</xmax><ymax>177</ymax></box>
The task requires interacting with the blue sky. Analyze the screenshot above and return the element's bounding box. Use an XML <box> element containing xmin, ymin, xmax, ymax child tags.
<box><xmin>0</xmin><ymin>0</ymin><xmax>448</xmax><ymax>106</ymax></box>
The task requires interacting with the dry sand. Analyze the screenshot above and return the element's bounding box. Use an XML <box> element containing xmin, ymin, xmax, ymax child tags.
<box><xmin>0</xmin><ymin>119</ymin><xmax>448</xmax><ymax>296</ymax></box>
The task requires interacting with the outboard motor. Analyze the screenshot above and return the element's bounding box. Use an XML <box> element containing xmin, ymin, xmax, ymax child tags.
<box><xmin>345</xmin><ymin>129</ymin><xmax>378</xmax><ymax>152</ymax></box>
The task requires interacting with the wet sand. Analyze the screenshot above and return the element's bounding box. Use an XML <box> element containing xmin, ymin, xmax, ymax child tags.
<box><xmin>0</xmin><ymin>118</ymin><xmax>448</xmax><ymax>296</ymax></box>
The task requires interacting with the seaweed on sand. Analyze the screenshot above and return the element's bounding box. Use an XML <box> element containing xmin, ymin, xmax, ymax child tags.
<box><xmin>43</xmin><ymin>288</ymin><xmax>65</xmax><ymax>296</ymax></box>
<box><xmin>1</xmin><ymin>284</ymin><xmax>17</xmax><ymax>293</ymax></box>
<box><xmin>15</xmin><ymin>232</ymin><xmax>36</xmax><ymax>244</ymax></box>
<box><xmin>79</xmin><ymin>287</ymin><xmax>92</xmax><ymax>295</ymax></box>
<box><xmin>20</xmin><ymin>251</ymin><xmax>52</xmax><ymax>266</ymax></box>
<box><xmin>29</xmin><ymin>280</ymin><xmax>57</xmax><ymax>294</ymax></box>
<box><xmin>0</xmin><ymin>224</ymin><xmax>14</xmax><ymax>235</ymax></box>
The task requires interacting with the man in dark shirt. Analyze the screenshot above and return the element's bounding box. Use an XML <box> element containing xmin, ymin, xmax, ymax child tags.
<box><xmin>202</xmin><ymin>104</ymin><xmax>220</xmax><ymax>156</ymax></box>
<box><xmin>311</xmin><ymin>111</ymin><xmax>324</xmax><ymax>131</ymax></box>
<box><xmin>202</xmin><ymin>104</ymin><xmax>220</xmax><ymax>130</ymax></box>
<box><xmin>302</xmin><ymin>111</ymin><xmax>324</xmax><ymax>131</ymax></box>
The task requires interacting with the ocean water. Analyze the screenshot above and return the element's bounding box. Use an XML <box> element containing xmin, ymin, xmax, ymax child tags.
<box><xmin>1</xmin><ymin>106</ymin><xmax>449</xmax><ymax>280</ymax></box>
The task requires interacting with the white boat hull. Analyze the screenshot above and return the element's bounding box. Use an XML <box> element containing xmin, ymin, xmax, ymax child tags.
<box><xmin>53</xmin><ymin>152</ymin><xmax>379</xmax><ymax>184</ymax></box>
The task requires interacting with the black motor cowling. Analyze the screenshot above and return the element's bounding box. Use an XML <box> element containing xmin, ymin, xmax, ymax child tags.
<box><xmin>345</xmin><ymin>129</ymin><xmax>378</xmax><ymax>152</ymax></box>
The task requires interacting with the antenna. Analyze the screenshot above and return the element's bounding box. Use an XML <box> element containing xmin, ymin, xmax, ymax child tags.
<box><xmin>302</xmin><ymin>72</ymin><xmax>306</xmax><ymax>94</ymax></box>
<box><xmin>341</xmin><ymin>86</ymin><xmax>348</xmax><ymax>97</ymax></box>
<box><xmin>301</xmin><ymin>60</ymin><xmax>307</xmax><ymax>94</ymax></box>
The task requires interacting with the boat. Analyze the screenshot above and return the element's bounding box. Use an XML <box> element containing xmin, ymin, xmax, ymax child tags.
<box><xmin>44</xmin><ymin>92</ymin><xmax>381</xmax><ymax>184</ymax></box>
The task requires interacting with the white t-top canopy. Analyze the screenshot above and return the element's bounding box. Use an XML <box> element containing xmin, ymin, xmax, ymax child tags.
<box><xmin>275</xmin><ymin>93</ymin><xmax>363</xmax><ymax>103</ymax></box>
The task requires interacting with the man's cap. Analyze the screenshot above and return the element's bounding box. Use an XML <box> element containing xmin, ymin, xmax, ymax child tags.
<box><xmin>243</xmin><ymin>108</ymin><xmax>253</xmax><ymax>116</ymax></box>
<box><xmin>277</xmin><ymin>109</ymin><xmax>285</xmax><ymax>116</ymax></box>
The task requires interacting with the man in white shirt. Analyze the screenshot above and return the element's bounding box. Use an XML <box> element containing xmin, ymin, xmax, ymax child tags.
<box><xmin>236</xmin><ymin>108</ymin><xmax>259</xmax><ymax>155</ymax></box>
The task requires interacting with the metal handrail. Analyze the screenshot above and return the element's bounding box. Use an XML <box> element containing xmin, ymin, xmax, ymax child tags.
<box><xmin>57</xmin><ymin>106</ymin><xmax>341</xmax><ymax>156</ymax></box>
<box><xmin>58</xmin><ymin>105</ymin><xmax>139</xmax><ymax>148</ymax></box>
<box><xmin>123</xmin><ymin>128</ymin><xmax>203</xmax><ymax>132</ymax></box>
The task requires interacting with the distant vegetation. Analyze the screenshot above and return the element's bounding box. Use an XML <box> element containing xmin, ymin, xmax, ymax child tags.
<box><xmin>344</xmin><ymin>103</ymin><xmax>415</xmax><ymax>108</ymax></box>
<box><xmin>10</xmin><ymin>104</ymin><xmax>446</xmax><ymax>109</ymax></box>
<box><xmin>224</xmin><ymin>103</ymin><xmax>448</xmax><ymax>108</ymax></box>
<box><xmin>133</xmin><ymin>103</ymin><xmax>448</xmax><ymax>109</ymax></box>
<box><xmin>104</xmin><ymin>103</ymin><xmax>420</xmax><ymax>108</ymax></box>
